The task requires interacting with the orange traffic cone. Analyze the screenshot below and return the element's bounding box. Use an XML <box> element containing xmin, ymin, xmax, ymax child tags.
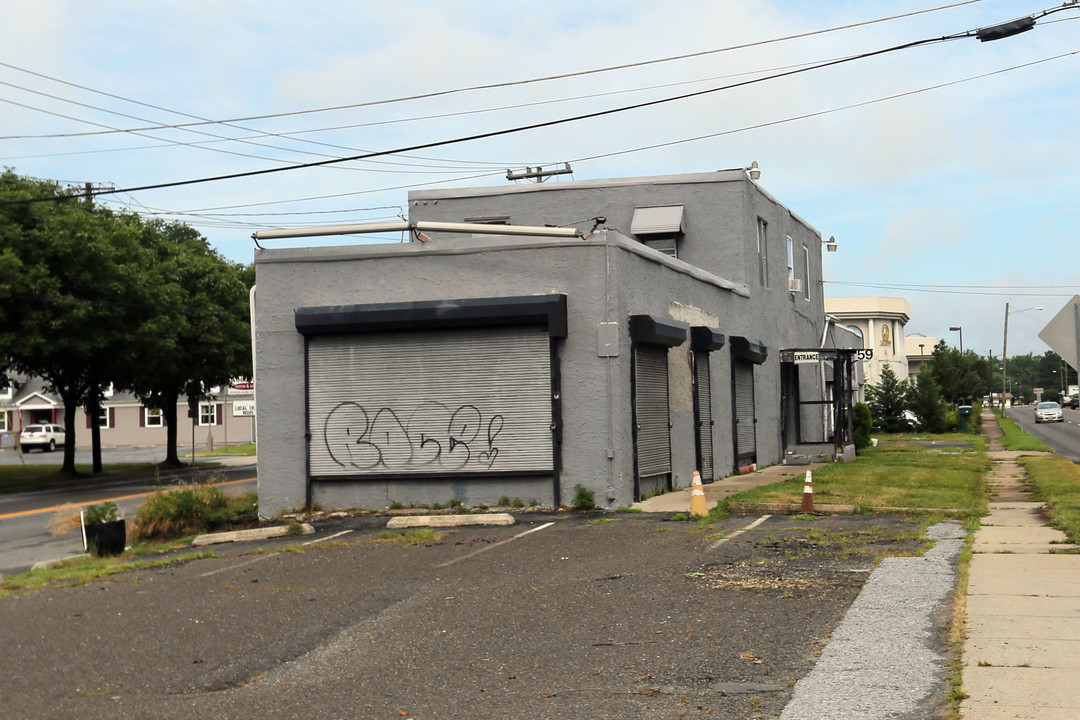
<box><xmin>800</xmin><ymin>470</ymin><xmax>815</xmax><ymax>513</ymax></box>
<box><xmin>690</xmin><ymin>470</ymin><xmax>708</xmax><ymax>517</ymax></box>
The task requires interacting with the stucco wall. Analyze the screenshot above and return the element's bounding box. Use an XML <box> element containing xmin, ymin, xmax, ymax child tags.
<box><xmin>255</xmin><ymin>223</ymin><xmax>824</xmax><ymax>514</ymax></box>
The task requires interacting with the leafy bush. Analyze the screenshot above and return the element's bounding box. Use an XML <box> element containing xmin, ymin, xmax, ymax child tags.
<box><xmin>853</xmin><ymin>403</ymin><xmax>872</xmax><ymax>451</ymax></box>
<box><xmin>571</xmin><ymin>483</ymin><xmax>596</xmax><ymax>511</ymax></box>
<box><xmin>130</xmin><ymin>484</ymin><xmax>258</xmax><ymax>540</ymax></box>
<box><xmin>84</xmin><ymin>501</ymin><xmax>119</xmax><ymax>524</ymax></box>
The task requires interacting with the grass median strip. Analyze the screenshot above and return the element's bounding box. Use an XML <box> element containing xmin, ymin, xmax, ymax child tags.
<box><xmin>722</xmin><ymin>436</ymin><xmax>990</xmax><ymax>517</ymax></box>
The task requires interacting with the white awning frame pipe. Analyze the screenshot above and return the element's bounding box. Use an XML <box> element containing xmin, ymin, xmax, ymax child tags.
<box><xmin>253</xmin><ymin>221</ymin><xmax>582</xmax><ymax>241</ymax></box>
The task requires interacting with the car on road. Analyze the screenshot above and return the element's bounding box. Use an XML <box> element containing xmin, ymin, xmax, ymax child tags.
<box><xmin>18</xmin><ymin>424</ymin><xmax>66</xmax><ymax>452</ymax></box>
<box><xmin>1062</xmin><ymin>393</ymin><xmax>1079</xmax><ymax>409</ymax></box>
<box><xmin>1034</xmin><ymin>401</ymin><xmax>1064</xmax><ymax>423</ymax></box>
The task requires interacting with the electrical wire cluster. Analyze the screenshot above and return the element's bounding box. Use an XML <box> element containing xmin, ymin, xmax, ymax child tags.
<box><xmin>0</xmin><ymin>0</ymin><xmax>1077</xmax><ymax>244</ymax></box>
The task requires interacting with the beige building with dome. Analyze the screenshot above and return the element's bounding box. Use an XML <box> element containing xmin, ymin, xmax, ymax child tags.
<box><xmin>824</xmin><ymin>297</ymin><xmax>911</xmax><ymax>386</ymax></box>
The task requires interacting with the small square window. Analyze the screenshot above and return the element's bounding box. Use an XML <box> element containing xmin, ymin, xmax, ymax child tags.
<box><xmin>199</xmin><ymin>403</ymin><xmax>219</xmax><ymax>427</ymax></box>
<box><xmin>145</xmin><ymin>407</ymin><xmax>164</xmax><ymax>427</ymax></box>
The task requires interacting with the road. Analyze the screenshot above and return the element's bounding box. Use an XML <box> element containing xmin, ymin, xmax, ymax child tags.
<box><xmin>0</xmin><ymin>447</ymin><xmax>256</xmax><ymax>575</ymax></box>
<box><xmin>1004</xmin><ymin>405</ymin><xmax>1080</xmax><ymax>461</ymax></box>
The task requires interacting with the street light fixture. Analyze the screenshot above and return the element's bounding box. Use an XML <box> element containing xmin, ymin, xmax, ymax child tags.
<box><xmin>949</xmin><ymin>326</ymin><xmax>963</xmax><ymax>353</ymax></box>
<box><xmin>1002</xmin><ymin>303</ymin><xmax>1044</xmax><ymax>408</ymax></box>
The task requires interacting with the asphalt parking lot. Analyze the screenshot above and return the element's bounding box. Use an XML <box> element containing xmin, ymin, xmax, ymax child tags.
<box><xmin>0</xmin><ymin>511</ymin><xmax>946</xmax><ymax>720</ymax></box>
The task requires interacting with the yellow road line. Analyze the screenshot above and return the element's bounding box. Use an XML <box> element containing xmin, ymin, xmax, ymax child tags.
<box><xmin>0</xmin><ymin>477</ymin><xmax>256</xmax><ymax>521</ymax></box>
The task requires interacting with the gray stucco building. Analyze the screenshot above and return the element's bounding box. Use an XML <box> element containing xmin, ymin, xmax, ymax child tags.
<box><xmin>253</xmin><ymin>169</ymin><xmax>850</xmax><ymax>515</ymax></box>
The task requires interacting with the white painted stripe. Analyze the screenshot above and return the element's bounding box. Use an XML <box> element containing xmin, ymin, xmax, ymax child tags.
<box><xmin>438</xmin><ymin>521</ymin><xmax>555</xmax><ymax>568</ymax></box>
<box><xmin>709</xmin><ymin>514</ymin><xmax>771</xmax><ymax>550</ymax></box>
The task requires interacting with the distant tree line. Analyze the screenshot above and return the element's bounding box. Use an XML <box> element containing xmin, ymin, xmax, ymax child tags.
<box><xmin>0</xmin><ymin>170</ymin><xmax>252</xmax><ymax>473</ymax></box>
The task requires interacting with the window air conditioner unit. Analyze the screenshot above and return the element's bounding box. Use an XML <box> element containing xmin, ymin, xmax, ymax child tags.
<box><xmin>788</xmin><ymin>278</ymin><xmax>802</xmax><ymax>293</ymax></box>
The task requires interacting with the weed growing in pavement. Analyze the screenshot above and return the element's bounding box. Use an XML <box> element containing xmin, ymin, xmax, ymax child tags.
<box><xmin>0</xmin><ymin>550</ymin><xmax>217</xmax><ymax>598</ymax></box>
<box><xmin>586</xmin><ymin>518</ymin><xmax>617</xmax><ymax>524</ymax></box>
<box><xmin>375</xmin><ymin>529</ymin><xmax>445</xmax><ymax>546</ymax></box>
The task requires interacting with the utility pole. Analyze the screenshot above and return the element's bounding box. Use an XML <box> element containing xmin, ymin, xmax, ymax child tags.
<box><xmin>506</xmin><ymin>163</ymin><xmax>572</xmax><ymax>183</ymax></box>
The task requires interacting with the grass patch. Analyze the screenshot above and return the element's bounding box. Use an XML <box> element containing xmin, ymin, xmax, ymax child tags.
<box><xmin>726</xmin><ymin>439</ymin><xmax>990</xmax><ymax>514</ymax></box>
<box><xmin>995</xmin><ymin>410</ymin><xmax>1053</xmax><ymax>452</ymax></box>
<box><xmin>192</xmin><ymin>442</ymin><xmax>257</xmax><ymax>457</ymax></box>
<box><xmin>0</xmin><ymin>550</ymin><xmax>216</xmax><ymax>598</ymax></box>
<box><xmin>1018</xmin><ymin>455</ymin><xmax>1080</xmax><ymax>545</ymax></box>
<box><xmin>375</xmin><ymin>529</ymin><xmax>446</xmax><ymax>546</ymax></box>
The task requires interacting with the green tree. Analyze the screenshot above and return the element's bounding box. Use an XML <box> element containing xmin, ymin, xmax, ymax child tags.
<box><xmin>853</xmin><ymin>402</ymin><xmax>872</xmax><ymax>451</ymax></box>
<box><xmin>125</xmin><ymin>220</ymin><xmax>252</xmax><ymax>467</ymax></box>
<box><xmin>866</xmin><ymin>364</ymin><xmax>912</xmax><ymax>433</ymax></box>
<box><xmin>927</xmin><ymin>341</ymin><xmax>988</xmax><ymax>405</ymax></box>
<box><xmin>0</xmin><ymin>172</ymin><xmax>160</xmax><ymax>473</ymax></box>
<box><xmin>909</xmin><ymin>372</ymin><xmax>946</xmax><ymax>433</ymax></box>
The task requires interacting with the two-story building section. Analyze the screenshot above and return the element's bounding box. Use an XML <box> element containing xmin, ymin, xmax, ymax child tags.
<box><xmin>253</xmin><ymin>169</ymin><xmax>852</xmax><ymax>514</ymax></box>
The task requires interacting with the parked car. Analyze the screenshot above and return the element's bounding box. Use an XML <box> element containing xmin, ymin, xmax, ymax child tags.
<box><xmin>19</xmin><ymin>424</ymin><xmax>66</xmax><ymax>452</ymax></box>
<box><xmin>1062</xmin><ymin>393</ymin><xmax>1079</xmax><ymax>409</ymax></box>
<box><xmin>1034</xmin><ymin>402</ymin><xmax>1064</xmax><ymax>423</ymax></box>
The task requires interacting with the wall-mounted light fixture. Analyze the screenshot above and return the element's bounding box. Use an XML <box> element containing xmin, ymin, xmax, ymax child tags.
<box><xmin>824</xmin><ymin>236</ymin><xmax>838</xmax><ymax>253</ymax></box>
<box><xmin>748</xmin><ymin>161</ymin><xmax>761</xmax><ymax>180</ymax></box>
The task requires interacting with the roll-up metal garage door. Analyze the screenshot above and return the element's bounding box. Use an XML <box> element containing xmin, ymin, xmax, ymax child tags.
<box><xmin>733</xmin><ymin>359</ymin><xmax>757</xmax><ymax>467</ymax></box>
<box><xmin>634</xmin><ymin>345</ymin><xmax>672</xmax><ymax>479</ymax></box>
<box><xmin>307</xmin><ymin>327</ymin><xmax>552</xmax><ymax>478</ymax></box>
<box><xmin>694</xmin><ymin>351</ymin><xmax>715</xmax><ymax>480</ymax></box>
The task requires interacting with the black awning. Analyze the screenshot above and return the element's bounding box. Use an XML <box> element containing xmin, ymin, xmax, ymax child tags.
<box><xmin>629</xmin><ymin>314</ymin><xmax>688</xmax><ymax>348</ymax></box>
<box><xmin>730</xmin><ymin>336</ymin><xmax>768</xmax><ymax>364</ymax></box>
<box><xmin>690</xmin><ymin>326</ymin><xmax>726</xmax><ymax>352</ymax></box>
<box><xmin>295</xmin><ymin>294</ymin><xmax>568</xmax><ymax>337</ymax></box>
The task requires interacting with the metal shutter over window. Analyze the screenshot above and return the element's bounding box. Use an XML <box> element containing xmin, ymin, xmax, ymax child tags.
<box><xmin>733</xmin><ymin>360</ymin><xmax>757</xmax><ymax>465</ymax></box>
<box><xmin>307</xmin><ymin>327</ymin><xmax>552</xmax><ymax>477</ymax></box>
<box><xmin>634</xmin><ymin>346</ymin><xmax>672</xmax><ymax>478</ymax></box>
<box><xmin>694</xmin><ymin>351</ymin><xmax>714</xmax><ymax>479</ymax></box>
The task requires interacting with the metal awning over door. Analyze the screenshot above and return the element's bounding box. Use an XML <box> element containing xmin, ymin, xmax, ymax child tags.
<box><xmin>307</xmin><ymin>327</ymin><xmax>553</xmax><ymax>478</ymax></box>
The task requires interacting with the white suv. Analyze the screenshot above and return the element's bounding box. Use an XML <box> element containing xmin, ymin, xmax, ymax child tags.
<box><xmin>19</xmin><ymin>424</ymin><xmax>66</xmax><ymax>452</ymax></box>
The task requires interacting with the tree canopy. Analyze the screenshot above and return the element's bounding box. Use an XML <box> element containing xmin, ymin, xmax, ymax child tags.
<box><xmin>0</xmin><ymin>170</ymin><xmax>251</xmax><ymax>472</ymax></box>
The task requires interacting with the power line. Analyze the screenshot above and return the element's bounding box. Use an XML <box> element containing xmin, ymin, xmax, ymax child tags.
<box><xmin>0</xmin><ymin>0</ymin><xmax>987</xmax><ymax>141</ymax></box>
<box><xmin>0</xmin><ymin>31</ymin><xmax>979</xmax><ymax>207</ymax></box>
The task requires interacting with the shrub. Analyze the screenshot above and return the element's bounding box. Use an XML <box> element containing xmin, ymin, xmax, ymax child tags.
<box><xmin>571</xmin><ymin>483</ymin><xmax>596</xmax><ymax>511</ymax></box>
<box><xmin>84</xmin><ymin>501</ymin><xmax>119</xmax><ymax>524</ymax></box>
<box><xmin>130</xmin><ymin>484</ymin><xmax>258</xmax><ymax>540</ymax></box>
<box><xmin>853</xmin><ymin>402</ymin><xmax>873</xmax><ymax>451</ymax></box>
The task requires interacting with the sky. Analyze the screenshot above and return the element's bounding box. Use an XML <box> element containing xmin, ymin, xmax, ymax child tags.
<box><xmin>2</xmin><ymin>0</ymin><xmax>1078</xmax><ymax>360</ymax></box>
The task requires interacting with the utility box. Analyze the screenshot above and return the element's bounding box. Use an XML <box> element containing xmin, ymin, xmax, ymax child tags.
<box><xmin>958</xmin><ymin>405</ymin><xmax>973</xmax><ymax>433</ymax></box>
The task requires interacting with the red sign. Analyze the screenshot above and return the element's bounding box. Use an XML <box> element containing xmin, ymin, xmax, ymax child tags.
<box><xmin>231</xmin><ymin>382</ymin><xmax>255</xmax><ymax>391</ymax></box>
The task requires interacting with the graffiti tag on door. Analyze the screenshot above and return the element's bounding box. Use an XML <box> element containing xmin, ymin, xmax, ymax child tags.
<box><xmin>322</xmin><ymin>401</ymin><xmax>505</xmax><ymax>471</ymax></box>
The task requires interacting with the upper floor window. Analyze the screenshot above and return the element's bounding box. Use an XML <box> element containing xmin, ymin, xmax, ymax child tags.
<box><xmin>802</xmin><ymin>245</ymin><xmax>811</xmax><ymax>300</ymax></box>
<box><xmin>786</xmin><ymin>235</ymin><xmax>794</xmax><ymax>284</ymax></box>
<box><xmin>632</xmin><ymin>205</ymin><xmax>684</xmax><ymax>258</ymax></box>
<box><xmin>757</xmin><ymin>218</ymin><xmax>769</xmax><ymax>287</ymax></box>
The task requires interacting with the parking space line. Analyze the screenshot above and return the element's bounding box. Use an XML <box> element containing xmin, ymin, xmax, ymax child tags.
<box><xmin>437</xmin><ymin>521</ymin><xmax>555</xmax><ymax>568</ymax></box>
<box><xmin>709</xmin><ymin>515</ymin><xmax>771</xmax><ymax>550</ymax></box>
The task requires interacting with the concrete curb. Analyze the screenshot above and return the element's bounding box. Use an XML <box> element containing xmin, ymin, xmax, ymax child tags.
<box><xmin>191</xmin><ymin>523</ymin><xmax>314</xmax><ymax>546</ymax></box>
<box><xmin>385</xmin><ymin>513</ymin><xmax>516</xmax><ymax>529</ymax></box>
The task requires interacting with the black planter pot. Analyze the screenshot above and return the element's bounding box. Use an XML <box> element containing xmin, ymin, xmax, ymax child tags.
<box><xmin>85</xmin><ymin>519</ymin><xmax>127</xmax><ymax>557</ymax></box>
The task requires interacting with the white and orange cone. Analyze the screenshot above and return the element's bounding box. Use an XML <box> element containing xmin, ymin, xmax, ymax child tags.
<box><xmin>800</xmin><ymin>470</ymin><xmax>815</xmax><ymax>513</ymax></box>
<box><xmin>690</xmin><ymin>470</ymin><xmax>708</xmax><ymax>517</ymax></box>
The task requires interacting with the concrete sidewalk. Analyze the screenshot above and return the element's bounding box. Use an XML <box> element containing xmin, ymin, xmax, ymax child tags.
<box><xmin>961</xmin><ymin>409</ymin><xmax>1080</xmax><ymax>719</ymax></box>
<box><xmin>630</xmin><ymin>462</ymin><xmax>822</xmax><ymax>513</ymax></box>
